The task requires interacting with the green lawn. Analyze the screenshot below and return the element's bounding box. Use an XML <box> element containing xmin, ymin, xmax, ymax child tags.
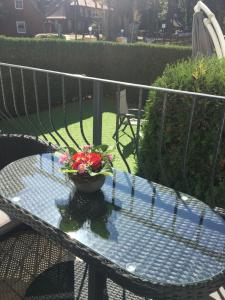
<box><xmin>0</xmin><ymin>98</ymin><xmax>137</xmax><ymax>173</ymax></box>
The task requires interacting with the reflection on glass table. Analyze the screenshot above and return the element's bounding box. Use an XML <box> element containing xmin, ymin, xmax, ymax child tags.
<box><xmin>57</xmin><ymin>190</ymin><xmax>120</xmax><ymax>240</ymax></box>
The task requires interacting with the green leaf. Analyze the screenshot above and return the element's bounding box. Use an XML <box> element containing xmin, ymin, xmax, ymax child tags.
<box><xmin>61</xmin><ymin>169</ymin><xmax>78</xmax><ymax>173</ymax></box>
<box><xmin>90</xmin><ymin>163</ymin><xmax>113</xmax><ymax>177</ymax></box>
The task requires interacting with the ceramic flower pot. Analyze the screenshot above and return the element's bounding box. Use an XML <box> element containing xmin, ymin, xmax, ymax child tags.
<box><xmin>69</xmin><ymin>174</ymin><xmax>105</xmax><ymax>193</ymax></box>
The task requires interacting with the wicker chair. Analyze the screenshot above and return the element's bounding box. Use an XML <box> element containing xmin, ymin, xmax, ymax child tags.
<box><xmin>0</xmin><ymin>227</ymin><xmax>73</xmax><ymax>300</ymax></box>
<box><xmin>0</xmin><ymin>134</ymin><xmax>75</xmax><ymax>299</ymax></box>
<box><xmin>0</xmin><ymin>133</ymin><xmax>56</xmax><ymax>170</ymax></box>
<box><xmin>0</xmin><ymin>134</ymin><xmax>57</xmax><ymax>236</ymax></box>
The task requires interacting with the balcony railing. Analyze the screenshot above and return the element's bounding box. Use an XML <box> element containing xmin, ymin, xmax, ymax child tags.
<box><xmin>0</xmin><ymin>62</ymin><xmax>225</xmax><ymax>201</ymax></box>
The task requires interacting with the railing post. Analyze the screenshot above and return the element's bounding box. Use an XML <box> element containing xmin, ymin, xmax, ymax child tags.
<box><xmin>93</xmin><ymin>81</ymin><xmax>103</xmax><ymax>145</ymax></box>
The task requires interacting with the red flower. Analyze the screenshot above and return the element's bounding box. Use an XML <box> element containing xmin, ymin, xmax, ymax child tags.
<box><xmin>71</xmin><ymin>152</ymin><xmax>102</xmax><ymax>172</ymax></box>
<box><xmin>72</xmin><ymin>152</ymin><xmax>85</xmax><ymax>161</ymax></box>
<box><xmin>88</xmin><ymin>153</ymin><xmax>102</xmax><ymax>171</ymax></box>
<box><xmin>71</xmin><ymin>161</ymin><xmax>81</xmax><ymax>170</ymax></box>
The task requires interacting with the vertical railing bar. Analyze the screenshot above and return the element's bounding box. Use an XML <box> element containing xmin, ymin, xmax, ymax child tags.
<box><xmin>33</xmin><ymin>70</ymin><xmax>48</xmax><ymax>141</ymax></box>
<box><xmin>113</xmin><ymin>91</ymin><xmax>120</xmax><ymax>141</ymax></box>
<box><xmin>158</xmin><ymin>92</ymin><xmax>168</xmax><ymax>184</ymax></box>
<box><xmin>172</xmin><ymin>196</ymin><xmax>179</xmax><ymax>232</ymax></box>
<box><xmin>210</xmin><ymin>100</ymin><xmax>225</xmax><ymax>187</ymax></box>
<box><xmin>61</xmin><ymin>76</ymin><xmax>80</xmax><ymax>149</ymax></box>
<box><xmin>0</xmin><ymin>66</ymin><xmax>15</xmax><ymax>122</ymax></box>
<box><xmin>0</xmin><ymin>109</ymin><xmax>16</xmax><ymax>132</ymax></box>
<box><xmin>93</xmin><ymin>80</ymin><xmax>103</xmax><ymax>145</ymax></box>
<box><xmin>149</xmin><ymin>183</ymin><xmax>156</xmax><ymax>222</ymax></box>
<box><xmin>195</xmin><ymin>208</ymin><xmax>206</xmax><ymax>243</ymax></box>
<box><xmin>79</xmin><ymin>79</ymin><xmax>90</xmax><ymax>145</ymax></box>
<box><xmin>46</xmin><ymin>73</ymin><xmax>63</xmax><ymax>146</ymax></box>
<box><xmin>51</xmin><ymin>153</ymin><xmax>55</xmax><ymax>176</ymax></box>
<box><xmin>182</xmin><ymin>96</ymin><xmax>196</xmax><ymax>191</ymax></box>
<box><xmin>135</xmin><ymin>88</ymin><xmax>143</xmax><ymax>158</ymax></box>
<box><xmin>9</xmin><ymin>67</ymin><xmax>25</xmax><ymax>132</ymax></box>
<box><xmin>20</xmin><ymin>69</ymin><xmax>41</xmax><ymax>136</ymax></box>
<box><xmin>129</xmin><ymin>175</ymin><xmax>136</xmax><ymax>213</ymax></box>
<box><xmin>115</xmin><ymin>85</ymin><xmax>131</xmax><ymax>173</ymax></box>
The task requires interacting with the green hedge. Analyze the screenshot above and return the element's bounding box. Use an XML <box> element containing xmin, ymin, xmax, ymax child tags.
<box><xmin>139</xmin><ymin>57</ymin><xmax>225</xmax><ymax>208</ymax></box>
<box><xmin>0</xmin><ymin>37</ymin><xmax>191</xmax><ymax>116</ymax></box>
<box><xmin>0</xmin><ymin>37</ymin><xmax>191</xmax><ymax>83</ymax></box>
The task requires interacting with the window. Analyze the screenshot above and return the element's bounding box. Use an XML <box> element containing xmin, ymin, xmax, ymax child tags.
<box><xmin>79</xmin><ymin>7</ymin><xmax>84</xmax><ymax>17</ymax></box>
<box><xmin>16</xmin><ymin>21</ymin><xmax>26</xmax><ymax>34</ymax></box>
<box><xmin>84</xmin><ymin>8</ymin><xmax>89</xmax><ymax>18</ymax></box>
<box><xmin>15</xmin><ymin>0</ymin><xmax>23</xmax><ymax>10</ymax></box>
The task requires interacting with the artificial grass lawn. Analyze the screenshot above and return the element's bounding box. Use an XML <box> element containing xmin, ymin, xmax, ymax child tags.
<box><xmin>0</xmin><ymin>98</ymin><xmax>137</xmax><ymax>173</ymax></box>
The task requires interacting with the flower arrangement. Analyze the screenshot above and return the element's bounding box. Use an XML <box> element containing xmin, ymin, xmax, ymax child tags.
<box><xmin>59</xmin><ymin>144</ymin><xmax>114</xmax><ymax>177</ymax></box>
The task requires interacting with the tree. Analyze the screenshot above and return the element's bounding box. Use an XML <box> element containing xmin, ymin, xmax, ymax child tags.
<box><xmin>100</xmin><ymin>0</ymin><xmax>225</xmax><ymax>41</ymax></box>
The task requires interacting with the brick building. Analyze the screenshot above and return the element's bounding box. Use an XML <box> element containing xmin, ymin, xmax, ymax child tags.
<box><xmin>0</xmin><ymin>0</ymin><xmax>44</xmax><ymax>37</ymax></box>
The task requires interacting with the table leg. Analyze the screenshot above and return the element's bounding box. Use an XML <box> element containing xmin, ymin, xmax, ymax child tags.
<box><xmin>88</xmin><ymin>265</ymin><xmax>108</xmax><ymax>300</ymax></box>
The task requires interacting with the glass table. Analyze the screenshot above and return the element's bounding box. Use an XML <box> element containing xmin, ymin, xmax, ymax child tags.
<box><xmin>0</xmin><ymin>153</ymin><xmax>225</xmax><ymax>299</ymax></box>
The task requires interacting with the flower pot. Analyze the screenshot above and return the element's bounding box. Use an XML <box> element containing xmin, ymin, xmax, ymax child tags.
<box><xmin>68</xmin><ymin>174</ymin><xmax>105</xmax><ymax>193</ymax></box>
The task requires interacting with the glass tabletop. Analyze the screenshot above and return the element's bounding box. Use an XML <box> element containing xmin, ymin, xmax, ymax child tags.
<box><xmin>1</xmin><ymin>153</ymin><xmax>225</xmax><ymax>287</ymax></box>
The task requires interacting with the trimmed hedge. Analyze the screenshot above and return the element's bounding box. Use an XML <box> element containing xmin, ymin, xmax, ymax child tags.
<box><xmin>139</xmin><ymin>57</ymin><xmax>225</xmax><ymax>208</ymax></box>
<box><xmin>0</xmin><ymin>37</ymin><xmax>191</xmax><ymax>84</ymax></box>
<box><xmin>0</xmin><ymin>37</ymin><xmax>191</xmax><ymax>115</ymax></box>
<box><xmin>0</xmin><ymin>37</ymin><xmax>191</xmax><ymax>116</ymax></box>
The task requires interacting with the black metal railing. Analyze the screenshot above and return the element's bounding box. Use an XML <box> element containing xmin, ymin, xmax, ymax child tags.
<box><xmin>0</xmin><ymin>62</ymin><xmax>225</xmax><ymax>201</ymax></box>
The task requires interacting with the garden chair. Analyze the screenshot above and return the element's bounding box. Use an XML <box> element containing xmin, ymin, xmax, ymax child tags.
<box><xmin>113</xmin><ymin>89</ymin><xmax>144</xmax><ymax>140</ymax></box>
<box><xmin>0</xmin><ymin>134</ymin><xmax>75</xmax><ymax>299</ymax></box>
<box><xmin>0</xmin><ymin>133</ymin><xmax>57</xmax><ymax>238</ymax></box>
<box><xmin>0</xmin><ymin>226</ymin><xmax>74</xmax><ymax>300</ymax></box>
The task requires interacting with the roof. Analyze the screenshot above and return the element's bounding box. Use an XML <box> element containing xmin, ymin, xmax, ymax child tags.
<box><xmin>70</xmin><ymin>0</ymin><xmax>108</xmax><ymax>10</ymax></box>
<box><xmin>46</xmin><ymin>0</ymin><xmax>108</xmax><ymax>20</ymax></box>
<box><xmin>46</xmin><ymin>2</ymin><xmax>67</xmax><ymax>20</ymax></box>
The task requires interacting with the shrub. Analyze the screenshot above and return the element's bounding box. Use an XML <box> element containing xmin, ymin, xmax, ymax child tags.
<box><xmin>0</xmin><ymin>37</ymin><xmax>191</xmax><ymax>116</ymax></box>
<box><xmin>0</xmin><ymin>37</ymin><xmax>191</xmax><ymax>117</ymax></box>
<box><xmin>0</xmin><ymin>37</ymin><xmax>191</xmax><ymax>84</ymax></box>
<box><xmin>138</xmin><ymin>57</ymin><xmax>225</xmax><ymax>208</ymax></box>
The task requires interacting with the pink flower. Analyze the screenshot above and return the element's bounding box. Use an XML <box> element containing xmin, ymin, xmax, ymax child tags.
<box><xmin>83</xmin><ymin>144</ymin><xmax>93</xmax><ymax>152</ymax></box>
<box><xmin>77</xmin><ymin>163</ymin><xmax>87</xmax><ymax>174</ymax></box>
<box><xmin>59</xmin><ymin>152</ymin><xmax>69</xmax><ymax>164</ymax></box>
<box><xmin>107</xmin><ymin>154</ymin><xmax>113</xmax><ymax>162</ymax></box>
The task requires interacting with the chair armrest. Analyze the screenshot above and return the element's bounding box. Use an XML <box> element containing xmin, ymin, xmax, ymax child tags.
<box><xmin>128</xmin><ymin>109</ymin><xmax>145</xmax><ymax>117</ymax></box>
<box><xmin>128</xmin><ymin>109</ymin><xmax>145</xmax><ymax>113</ymax></box>
<box><xmin>0</xmin><ymin>210</ymin><xmax>21</xmax><ymax>236</ymax></box>
<box><xmin>120</xmin><ymin>113</ymin><xmax>136</xmax><ymax>118</ymax></box>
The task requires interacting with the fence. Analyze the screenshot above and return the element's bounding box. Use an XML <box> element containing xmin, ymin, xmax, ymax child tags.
<box><xmin>0</xmin><ymin>62</ymin><xmax>225</xmax><ymax>202</ymax></box>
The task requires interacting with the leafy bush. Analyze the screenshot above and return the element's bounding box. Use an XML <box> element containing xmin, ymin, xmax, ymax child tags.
<box><xmin>139</xmin><ymin>57</ymin><xmax>225</xmax><ymax>208</ymax></box>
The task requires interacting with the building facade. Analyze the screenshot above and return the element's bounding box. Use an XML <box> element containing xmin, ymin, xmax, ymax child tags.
<box><xmin>0</xmin><ymin>0</ymin><xmax>44</xmax><ymax>37</ymax></box>
<box><xmin>45</xmin><ymin>0</ymin><xmax>107</xmax><ymax>35</ymax></box>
